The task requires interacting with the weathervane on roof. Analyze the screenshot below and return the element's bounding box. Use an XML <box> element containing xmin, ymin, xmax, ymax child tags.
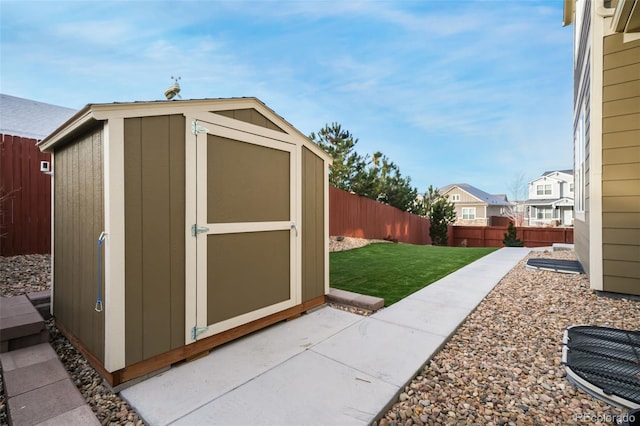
<box><xmin>164</xmin><ymin>76</ymin><xmax>181</xmax><ymax>100</ymax></box>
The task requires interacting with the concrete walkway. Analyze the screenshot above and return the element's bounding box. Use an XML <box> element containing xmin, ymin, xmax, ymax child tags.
<box><xmin>121</xmin><ymin>247</ymin><xmax>532</xmax><ymax>425</ymax></box>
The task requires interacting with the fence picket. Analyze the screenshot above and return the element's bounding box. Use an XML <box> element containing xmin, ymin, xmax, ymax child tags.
<box><xmin>0</xmin><ymin>134</ymin><xmax>52</xmax><ymax>256</ymax></box>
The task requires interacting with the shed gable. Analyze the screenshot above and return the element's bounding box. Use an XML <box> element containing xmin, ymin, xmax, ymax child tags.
<box><xmin>214</xmin><ymin>108</ymin><xmax>285</xmax><ymax>133</ymax></box>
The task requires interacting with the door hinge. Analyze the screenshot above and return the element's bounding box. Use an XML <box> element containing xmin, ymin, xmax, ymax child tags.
<box><xmin>191</xmin><ymin>224</ymin><xmax>210</xmax><ymax>237</ymax></box>
<box><xmin>191</xmin><ymin>326</ymin><xmax>209</xmax><ymax>340</ymax></box>
<box><xmin>191</xmin><ymin>120</ymin><xmax>210</xmax><ymax>135</ymax></box>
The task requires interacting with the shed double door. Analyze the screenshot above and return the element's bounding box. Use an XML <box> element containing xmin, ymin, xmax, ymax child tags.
<box><xmin>190</xmin><ymin>120</ymin><xmax>299</xmax><ymax>341</ymax></box>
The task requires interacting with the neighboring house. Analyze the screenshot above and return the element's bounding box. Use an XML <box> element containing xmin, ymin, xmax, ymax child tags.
<box><xmin>440</xmin><ymin>183</ymin><xmax>511</xmax><ymax>226</ymax></box>
<box><xmin>0</xmin><ymin>94</ymin><xmax>76</xmax><ymax>139</ymax></box>
<box><xmin>563</xmin><ymin>0</ymin><xmax>640</xmax><ymax>296</ymax></box>
<box><xmin>0</xmin><ymin>94</ymin><xmax>76</xmax><ymax>256</ymax></box>
<box><xmin>524</xmin><ymin>170</ymin><xmax>575</xmax><ymax>227</ymax></box>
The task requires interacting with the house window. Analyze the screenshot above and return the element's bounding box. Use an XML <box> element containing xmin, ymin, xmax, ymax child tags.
<box><xmin>536</xmin><ymin>184</ymin><xmax>552</xmax><ymax>195</ymax></box>
<box><xmin>462</xmin><ymin>207</ymin><xmax>476</xmax><ymax>220</ymax></box>
<box><xmin>569</xmin><ymin>183</ymin><xmax>574</xmax><ymax>193</ymax></box>
<box><xmin>536</xmin><ymin>207</ymin><xmax>553</xmax><ymax>220</ymax></box>
<box><xmin>451</xmin><ymin>194</ymin><xmax>460</xmax><ymax>201</ymax></box>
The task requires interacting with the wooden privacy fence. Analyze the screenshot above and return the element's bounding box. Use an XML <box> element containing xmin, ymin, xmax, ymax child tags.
<box><xmin>0</xmin><ymin>134</ymin><xmax>51</xmax><ymax>256</ymax></box>
<box><xmin>449</xmin><ymin>225</ymin><xmax>574</xmax><ymax>248</ymax></box>
<box><xmin>329</xmin><ymin>186</ymin><xmax>431</xmax><ymax>245</ymax></box>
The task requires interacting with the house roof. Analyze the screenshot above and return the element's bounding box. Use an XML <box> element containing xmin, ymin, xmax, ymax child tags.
<box><xmin>440</xmin><ymin>183</ymin><xmax>510</xmax><ymax>206</ymax></box>
<box><xmin>0</xmin><ymin>93</ymin><xmax>77</xmax><ymax>140</ymax></box>
<box><xmin>524</xmin><ymin>197</ymin><xmax>574</xmax><ymax>206</ymax></box>
<box><xmin>542</xmin><ymin>169</ymin><xmax>573</xmax><ymax>177</ymax></box>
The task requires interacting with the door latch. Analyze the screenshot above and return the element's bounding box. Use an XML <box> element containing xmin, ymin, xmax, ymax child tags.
<box><xmin>191</xmin><ymin>224</ymin><xmax>210</xmax><ymax>237</ymax></box>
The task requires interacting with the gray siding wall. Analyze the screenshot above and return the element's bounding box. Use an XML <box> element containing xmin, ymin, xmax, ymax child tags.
<box><xmin>574</xmin><ymin>2</ymin><xmax>592</xmax><ymax>274</ymax></box>
<box><xmin>53</xmin><ymin>126</ymin><xmax>105</xmax><ymax>362</ymax></box>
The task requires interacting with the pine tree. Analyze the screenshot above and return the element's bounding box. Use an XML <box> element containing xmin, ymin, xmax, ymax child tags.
<box><xmin>503</xmin><ymin>221</ymin><xmax>524</xmax><ymax>247</ymax></box>
<box><xmin>309</xmin><ymin>123</ymin><xmax>364</xmax><ymax>192</ymax></box>
<box><xmin>420</xmin><ymin>186</ymin><xmax>456</xmax><ymax>246</ymax></box>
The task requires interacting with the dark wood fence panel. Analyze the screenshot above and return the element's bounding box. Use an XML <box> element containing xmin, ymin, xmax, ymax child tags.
<box><xmin>0</xmin><ymin>134</ymin><xmax>52</xmax><ymax>256</ymax></box>
<box><xmin>449</xmin><ymin>225</ymin><xmax>574</xmax><ymax>248</ymax></box>
<box><xmin>329</xmin><ymin>186</ymin><xmax>431</xmax><ymax>245</ymax></box>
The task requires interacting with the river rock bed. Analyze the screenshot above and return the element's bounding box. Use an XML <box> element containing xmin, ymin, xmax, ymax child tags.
<box><xmin>3</xmin><ymin>248</ymin><xmax>638</xmax><ymax>426</ymax></box>
<box><xmin>0</xmin><ymin>255</ymin><xmax>144</xmax><ymax>426</ymax></box>
<box><xmin>375</xmin><ymin>249</ymin><xmax>639</xmax><ymax>426</ymax></box>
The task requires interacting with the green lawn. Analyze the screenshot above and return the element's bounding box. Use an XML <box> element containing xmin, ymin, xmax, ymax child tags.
<box><xmin>330</xmin><ymin>243</ymin><xmax>497</xmax><ymax>306</ymax></box>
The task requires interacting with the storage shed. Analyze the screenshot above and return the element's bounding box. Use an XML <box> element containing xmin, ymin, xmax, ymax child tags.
<box><xmin>38</xmin><ymin>98</ymin><xmax>331</xmax><ymax>386</ymax></box>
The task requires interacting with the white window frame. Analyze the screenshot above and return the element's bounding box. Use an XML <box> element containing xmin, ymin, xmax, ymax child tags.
<box><xmin>462</xmin><ymin>207</ymin><xmax>476</xmax><ymax>220</ymax></box>
<box><xmin>536</xmin><ymin>207</ymin><xmax>553</xmax><ymax>220</ymax></box>
<box><xmin>575</xmin><ymin>108</ymin><xmax>586</xmax><ymax>217</ymax></box>
<box><xmin>536</xmin><ymin>184</ymin><xmax>552</xmax><ymax>196</ymax></box>
<box><xmin>451</xmin><ymin>194</ymin><xmax>460</xmax><ymax>202</ymax></box>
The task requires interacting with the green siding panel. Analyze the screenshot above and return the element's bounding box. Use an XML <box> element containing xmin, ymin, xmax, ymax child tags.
<box><xmin>604</xmin><ymin>244</ymin><xmax>640</xmax><ymax>263</ymax></box>
<box><xmin>603</xmin><ymin>80</ymin><xmax>640</xmax><ymax>102</ymax></box>
<box><xmin>124</xmin><ymin>117</ymin><xmax>144</xmax><ymax>366</ymax></box>
<box><xmin>213</xmin><ymin>108</ymin><xmax>285</xmax><ymax>133</ymax></box>
<box><xmin>53</xmin><ymin>126</ymin><xmax>105</xmax><ymax>363</ymax></box>
<box><xmin>301</xmin><ymin>147</ymin><xmax>325</xmax><ymax>302</ymax></box>
<box><xmin>604</xmin><ymin>259</ymin><xmax>640</xmax><ymax>279</ymax></box>
<box><xmin>602</xmin><ymin>196</ymin><xmax>640</xmax><ymax>212</ymax></box>
<box><xmin>124</xmin><ymin>115</ymin><xmax>185</xmax><ymax>366</ymax></box>
<box><xmin>603</xmin><ymin>276</ymin><xmax>640</xmax><ymax>295</ymax></box>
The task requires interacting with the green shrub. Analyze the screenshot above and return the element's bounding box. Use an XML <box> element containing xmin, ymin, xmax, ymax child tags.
<box><xmin>503</xmin><ymin>221</ymin><xmax>524</xmax><ymax>247</ymax></box>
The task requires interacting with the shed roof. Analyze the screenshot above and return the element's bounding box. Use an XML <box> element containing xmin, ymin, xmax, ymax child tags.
<box><xmin>0</xmin><ymin>94</ymin><xmax>77</xmax><ymax>140</ymax></box>
<box><xmin>38</xmin><ymin>97</ymin><xmax>331</xmax><ymax>162</ymax></box>
<box><xmin>440</xmin><ymin>183</ymin><xmax>511</xmax><ymax>206</ymax></box>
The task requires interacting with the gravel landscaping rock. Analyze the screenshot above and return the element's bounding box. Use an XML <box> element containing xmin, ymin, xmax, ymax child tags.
<box><xmin>329</xmin><ymin>235</ymin><xmax>390</xmax><ymax>252</ymax></box>
<box><xmin>375</xmin><ymin>249</ymin><xmax>640</xmax><ymax>426</ymax></box>
<box><xmin>3</xmin><ymin>247</ymin><xmax>638</xmax><ymax>426</ymax></box>
<box><xmin>0</xmin><ymin>255</ymin><xmax>144</xmax><ymax>426</ymax></box>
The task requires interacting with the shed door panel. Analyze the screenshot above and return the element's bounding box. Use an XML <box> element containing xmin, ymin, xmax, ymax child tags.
<box><xmin>207</xmin><ymin>231</ymin><xmax>290</xmax><ymax>324</ymax></box>
<box><xmin>193</xmin><ymin>122</ymin><xmax>298</xmax><ymax>341</ymax></box>
<box><xmin>207</xmin><ymin>136</ymin><xmax>290</xmax><ymax>223</ymax></box>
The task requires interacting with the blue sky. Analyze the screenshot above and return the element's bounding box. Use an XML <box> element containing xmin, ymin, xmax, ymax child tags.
<box><xmin>1</xmin><ymin>0</ymin><xmax>573</xmax><ymax>197</ymax></box>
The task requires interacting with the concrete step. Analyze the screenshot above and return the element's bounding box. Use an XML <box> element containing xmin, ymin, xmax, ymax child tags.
<box><xmin>0</xmin><ymin>295</ymin><xmax>48</xmax><ymax>353</ymax></box>
<box><xmin>27</xmin><ymin>290</ymin><xmax>52</xmax><ymax>320</ymax></box>
<box><xmin>0</xmin><ymin>343</ymin><xmax>99</xmax><ymax>426</ymax></box>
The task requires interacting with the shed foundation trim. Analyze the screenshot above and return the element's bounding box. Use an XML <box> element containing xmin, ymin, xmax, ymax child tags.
<box><xmin>57</xmin><ymin>296</ymin><xmax>325</xmax><ymax>387</ymax></box>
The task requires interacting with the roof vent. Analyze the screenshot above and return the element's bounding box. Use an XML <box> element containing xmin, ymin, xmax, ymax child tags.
<box><xmin>164</xmin><ymin>76</ymin><xmax>181</xmax><ymax>100</ymax></box>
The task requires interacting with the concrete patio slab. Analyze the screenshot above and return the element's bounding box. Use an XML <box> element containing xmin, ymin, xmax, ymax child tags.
<box><xmin>373</xmin><ymin>298</ymin><xmax>471</xmax><ymax>337</ymax></box>
<box><xmin>312</xmin><ymin>317</ymin><xmax>444</xmax><ymax>387</ymax></box>
<box><xmin>408</xmin><ymin>282</ymin><xmax>490</xmax><ymax>310</ymax></box>
<box><xmin>121</xmin><ymin>247</ymin><xmax>532</xmax><ymax>426</ymax></box>
<box><xmin>121</xmin><ymin>306</ymin><xmax>361</xmax><ymax>426</ymax></box>
<box><xmin>172</xmin><ymin>350</ymin><xmax>398</xmax><ymax>426</ymax></box>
